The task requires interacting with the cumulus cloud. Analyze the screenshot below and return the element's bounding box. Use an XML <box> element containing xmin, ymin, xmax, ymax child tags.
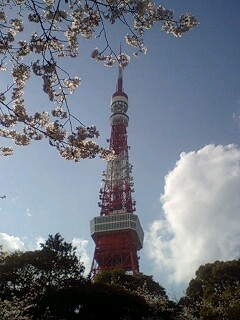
<box><xmin>72</xmin><ymin>238</ymin><xmax>91</xmax><ymax>273</ymax></box>
<box><xmin>35</xmin><ymin>236</ymin><xmax>46</xmax><ymax>249</ymax></box>
<box><xmin>0</xmin><ymin>232</ymin><xmax>25</xmax><ymax>251</ymax></box>
<box><xmin>145</xmin><ymin>144</ymin><xmax>240</xmax><ymax>287</ymax></box>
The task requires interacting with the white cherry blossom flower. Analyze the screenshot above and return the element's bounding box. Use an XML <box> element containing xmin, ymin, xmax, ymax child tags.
<box><xmin>0</xmin><ymin>0</ymin><xmax>197</xmax><ymax>161</ymax></box>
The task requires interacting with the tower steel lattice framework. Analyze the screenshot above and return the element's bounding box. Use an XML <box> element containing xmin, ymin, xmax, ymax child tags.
<box><xmin>90</xmin><ymin>68</ymin><xmax>144</xmax><ymax>277</ymax></box>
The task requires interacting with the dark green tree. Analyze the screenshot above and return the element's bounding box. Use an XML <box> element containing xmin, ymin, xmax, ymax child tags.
<box><xmin>94</xmin><ymin>269</ymin><xmax>167</xmax><ymax>297</ymax></box>
<box><xmin>0</xmin><ymin>236</ymin><xmax>177</xmax><ymax>319</ymax></box>
<box><xmin>31</xmin><ymin>269</ymin><xmax>178</xmax><ymax>320</ymax></box>
<box><xmin>32</xmin><ymin>281</ymin><xmax>150</xmax><ymax>320</ymax></box>
<box><xmin>181</xmin><ymin>259</ymin><xmax>240</xmax><ymax>319</ymax></box>
<box><xmin>94</xmin><ymin>269</ymin><xmax>176</xmax><ymax>319</ymax></box>
<box><xmin>0</xmin><ymin>233</ymin><xmax>85</xmax><ymax>300</ymax></box>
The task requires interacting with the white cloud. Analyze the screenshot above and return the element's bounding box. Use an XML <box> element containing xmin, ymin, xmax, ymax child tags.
<box><xmin>72</xmin><ymin>238</ymin><xmax>91</xmax><ymax>274</ymax></box>
<box><xmin>35</xmin><ymin>236</ymin><xmax>45</xmax><ymax>249</ymax></box>
<box><xmin>26</xmin><ymin>208</ymin><xmax>32</xmax><ymax>217</ymax></box>
<box><xmin>0</xmin><ymin>232</ymin><xmax>25</xmax><ymax>251</ymax></box>
<box><xmin>145</xmin><ymin>144</ymin><xmax>240</xmax><ymax>288</ymax></box>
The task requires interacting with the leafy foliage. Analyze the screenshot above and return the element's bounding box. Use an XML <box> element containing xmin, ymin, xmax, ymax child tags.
<box><xmin>0</xmin><ymin>239</ymin><xmax>177</xmax><ymax>319</ymax></box>
<box><xmin>32</xmin><ymin>282</ymin><xmax>150</xmax><ymax>320</ymax></box>
<box><xmin>95</xmin><ymin>268</ymin><xmax>167</xmax><ymax>297</ymax></box>
<box><xmin>0</xmin><ymin>233</ymin><xmax>85</xmax><ymax>300</ymax></box>
<box><xmin>3</xmin><ymin>236</ymin><xmax>240</xmax><ymax>319</ymax></box>
<box><xmin>181</xmin><ymin>259</ymin><xmax>240</xmax><ymax>319</ymax></box>
<box><xmin>0</xmin><ymin>0</ymin><xmax>198</xmax><ymax>161</ymax></box>
<box><xmin>94</xmin><ymin>269</ymin><xmax>176</xmax><ymax>319</ymax></box>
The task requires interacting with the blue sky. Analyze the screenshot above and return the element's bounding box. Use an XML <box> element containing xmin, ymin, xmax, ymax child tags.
<box><xmin>1</xmin><ymin>0</ymin><xmax>240</xmax><ymax>299</ymax></box>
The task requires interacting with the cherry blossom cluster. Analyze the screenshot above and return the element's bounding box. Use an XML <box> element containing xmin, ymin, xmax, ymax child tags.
<box><xmin>91</xmin><ymin>48</ymin><xmax>131</xmax><ymax>68</ymax></box>
<box><xmin>0</xmin><ymin>0</ymin><xmax>198</xmax><ymax>161</ymax></box>
<box><xmin>0</xmin><ymin>292</ymin><xmax>36</xmax><ymax>319</ymax></box>
<box><xmin>57</xmin><ymin>125</ymin><xmax>115</xmax><ymax>162</ymax></box>
<box><xmin>0</xmin><ymin>146</ymin><xmax>13</xmax><ymax>156</ymax></box>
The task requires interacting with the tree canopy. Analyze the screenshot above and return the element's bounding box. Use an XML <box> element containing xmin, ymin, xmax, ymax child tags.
<box><xmin>0</xmin><ymin>0</ymin><xmax>198</xmax><ymax>161</ymax></box>
<box><xmin>181</xmin><ymin>259</ymin><xmax>240</xmax><ymax>319</ymax></box>
<box><xmin>0</xmin><ymin>233</ymin><xmax>85</xmax><ymax>300</ymax></box>
<box><xmin>94</xmin><ymin>269</ymin><xmax>176</xmax><ymax>319</ymax></box>
<box><xmin>1</xmin><ymin>234</ymin><xmax>240</xmax><ymax>319</ymax></box>
<box><xmin>0</xmin><ymin>234</ymin><xmax>177</xmax><ymax>319</ymax></box>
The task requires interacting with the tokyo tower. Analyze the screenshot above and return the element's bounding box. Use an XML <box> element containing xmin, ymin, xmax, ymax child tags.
<box><xmin>90</xmin><ymin>67</ymin><xmax>144</xmax><ymax>277</ymax></box>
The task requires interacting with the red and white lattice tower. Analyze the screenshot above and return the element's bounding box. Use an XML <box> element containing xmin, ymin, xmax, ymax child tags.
<box><xmin>90</xmin><ymin>67</ymin><xmax>144</xmax><ymax>277</ymax></box>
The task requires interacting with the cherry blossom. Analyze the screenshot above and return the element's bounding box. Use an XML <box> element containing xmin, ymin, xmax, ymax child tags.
<box><xmin>0</xmin><ymin>0</ymin><xmax>198</xmax><ymax>161</ymax></box>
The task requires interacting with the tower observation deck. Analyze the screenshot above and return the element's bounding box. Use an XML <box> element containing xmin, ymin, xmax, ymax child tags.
<box><xmin>90</xmin><ymin>67</ymin><xmax>144</xmax><ymax>277</ymax></box>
